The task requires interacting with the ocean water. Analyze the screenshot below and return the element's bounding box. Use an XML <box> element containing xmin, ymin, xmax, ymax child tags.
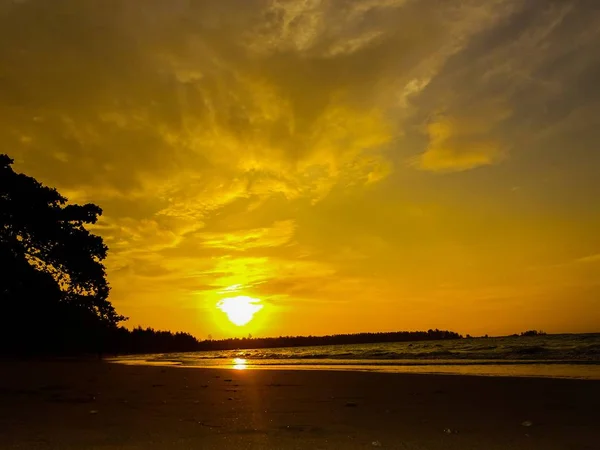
<box><xmin>110</xmin><ymin>333</ymin><xmax>600</xmax><ymax>380</ymax></box>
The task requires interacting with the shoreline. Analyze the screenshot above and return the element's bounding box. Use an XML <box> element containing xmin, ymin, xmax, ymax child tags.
<box><xmin>103</xmin><ymin>332</ymin><xmax>600</xmax><ymax>381</ymax></box>
<box><xmin>1</xmin><ymin>360</ymin><xmax>599</xmax><ymax>449</ymax></box>
<box><xmin>108</xmin><ymin>357</ymin><xmax>600</xmax><ymax>380</ymax></box>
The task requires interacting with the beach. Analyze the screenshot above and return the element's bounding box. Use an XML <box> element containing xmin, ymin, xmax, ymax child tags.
<box><xmin>0</xmin><ymin>361</ymin><xmax>598</xmax><ymax>449</ymax></box>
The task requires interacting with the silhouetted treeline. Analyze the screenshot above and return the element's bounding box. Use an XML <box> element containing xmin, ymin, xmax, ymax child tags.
<box><xmin>98</xmin><ymin>328</ymin><xmax>463</xmax><ymax>355</ymax></box>
<box><xmin>509</xmin><ymin>330</ymin><xmax>547</xmax><ymax>337</ymax></box>
<box><xmin>195</xmin><ymin>329</ymin><xmax>462</xmax><ymax>352</ymax></box>
<box><xmin>4</xmin><ymin>321</ymin><xmax>463</xmax><ymax>356</ymax></box>
<box><xmin>104</xmin><ymin>327</ymin><xmax>201</xmax><ymax>354</ymax></box>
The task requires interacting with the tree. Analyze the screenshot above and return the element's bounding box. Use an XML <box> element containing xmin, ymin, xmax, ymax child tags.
<box><xmin>0</xmin><ymin>154</ymin><xmax>125</xmax><ymax>354</ymax></box>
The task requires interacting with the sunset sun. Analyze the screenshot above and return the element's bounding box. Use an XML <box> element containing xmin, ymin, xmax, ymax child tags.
<box><xmin>216</xmin><ymin>296</ymin><xmax>263</xmax><ymax>326</ymax></box>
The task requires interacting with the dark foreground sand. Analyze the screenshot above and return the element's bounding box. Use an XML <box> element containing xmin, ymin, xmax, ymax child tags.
<box><xmin>0</xmin><ymin>361</ymin><xmax>598</xmax><ymax>449</ymax></box>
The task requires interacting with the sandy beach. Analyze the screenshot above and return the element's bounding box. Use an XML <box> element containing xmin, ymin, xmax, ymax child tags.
<box><xmin>0</xmin><ymin>361</ymin><xmax>598</xmax><ymax>449</ymax></box>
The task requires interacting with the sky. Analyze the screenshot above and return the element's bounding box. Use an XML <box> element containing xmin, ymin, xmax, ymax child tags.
<box><xmin>1</xmin><ymin>0</ymin><xmax>599</xmax><ymax>338</ymax></box>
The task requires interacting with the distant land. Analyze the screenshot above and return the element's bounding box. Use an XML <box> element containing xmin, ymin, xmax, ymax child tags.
<box><xmin>99</xmin><ymin>327</ymin><xmax>551</xmax><ymax>356</ymax></box>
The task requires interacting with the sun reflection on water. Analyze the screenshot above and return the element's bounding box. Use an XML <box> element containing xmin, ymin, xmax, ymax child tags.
<box><xmin>232</xmin><ymin>358</ymin><xmax>247</xmax><ymax>370</ymax></box>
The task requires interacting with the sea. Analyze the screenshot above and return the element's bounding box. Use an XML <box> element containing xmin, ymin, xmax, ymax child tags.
<box><xmin>110</xmin><ymin>333</ymin><xmax>600</xmax><ymax>380</ymax></box>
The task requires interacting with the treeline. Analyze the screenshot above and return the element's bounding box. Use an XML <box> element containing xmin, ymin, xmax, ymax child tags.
<box><xmin>196</xmin><ymin>329</ymin><xmax>462</xmax><ymax>351</ymax></box>
<box><xmin>104</xmin><ymin>327</ymin><xmax>201</xmax><ymax>354</ymax></box>
<box><xmin>509</xmin><ymin>330</ymin><xmax>547</xmax><ymax>337</ymax></box>
<box><xmin>3</xmin><ymin>324</ymin><xmax>201</xmax><ymax>357</ymax></box>
<box><xmin>4</xmin><ymin>325</ymin><xmax>464</xmax><ymax>356</ymax></box>
<box><xmin>98</xmin><ymin>328</ymin><xmax>462</xmax><ymax>355</ymax></box>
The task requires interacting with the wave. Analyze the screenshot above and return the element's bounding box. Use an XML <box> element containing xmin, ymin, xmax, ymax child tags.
<box><xmin>108</xmin><ymin>335</ymin><xmax>600</xmax><ymax>380</ymax></box>
<box><xmin>115</xmin><ymin>334</ymin><xmax>600</xmax><ymax>368</ymax></box>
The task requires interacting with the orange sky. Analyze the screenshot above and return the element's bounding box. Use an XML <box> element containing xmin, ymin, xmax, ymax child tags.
<box><xmin>1</xmin><ymin>0</ymin><xmax>599</xmax><ymax>338</ymax></box>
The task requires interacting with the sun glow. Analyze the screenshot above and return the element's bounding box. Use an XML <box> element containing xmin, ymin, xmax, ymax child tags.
<box><xmin>232</xmin><ymin>358</ymin><xmax>247</xmax><ymax>370</ymax></box>
<box><xmin>217</xmin><ymin>296</ymin><xmax>263</xmax><ymax>326</ymax></box>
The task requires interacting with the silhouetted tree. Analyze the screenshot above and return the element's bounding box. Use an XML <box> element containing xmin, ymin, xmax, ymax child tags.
<box><xmin>520</xmin><ymin>330</ymin><xmax>547</xmax><ymax>337</ymax></box>
<box><xmin>0</xmin><ymin>154</ymin><xmax>125</xmax><ymax>355</ymax></box>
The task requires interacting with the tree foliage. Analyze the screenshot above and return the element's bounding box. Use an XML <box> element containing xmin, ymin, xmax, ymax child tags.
<box><xmin>1</xmin><ymin>154</ymin><xmax>125</xmax><ymax>354</ymax></box>
<box><xmin>519</xmin><ymin>330</ymin><xmax>547</xmax><ymax>337</ymax></box>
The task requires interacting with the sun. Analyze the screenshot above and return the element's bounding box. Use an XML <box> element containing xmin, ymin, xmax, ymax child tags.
<box><xmin>217</xmin><ymin>296</ymin><xmax>263</xmax><ymax>326</ymax></box>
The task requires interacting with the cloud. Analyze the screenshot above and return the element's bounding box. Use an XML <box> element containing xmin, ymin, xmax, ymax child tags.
<box><xmin>415</xmin><ymin>104</ymin><xmax>511</xmax><ymax>172</ymax></box>
<box><xmin>405</xmin><ymin>1</ymin><xmax>600</xmax><ymax>173</ymax></box>
<box><xmin>575</xmin><ymin>254</ymin><xmax>600</xmax><ymax>265</ymax></box>
<box><xmin>0</xmin><ymin>0</ymin><xmax>518</xmax><ymax>201</ymax></box>
<box><xmin>197</xmin><ymin>220</ymin><xmax>296</xmax><ymax>251</ymax></box>
<box><xmin>2</xmin><ymin>0</ymin><xmax>599</xmax><ymax>335</ymax></box>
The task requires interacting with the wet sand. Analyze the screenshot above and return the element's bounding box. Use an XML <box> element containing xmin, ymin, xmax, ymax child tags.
<box><xmin>0</xmin><ymin>361</ymin><xmax>598</xmax><ymax>449</ymax></box>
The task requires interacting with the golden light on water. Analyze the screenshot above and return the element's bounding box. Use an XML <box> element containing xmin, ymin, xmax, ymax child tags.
<box><xmin>232</xmin><ymin>358</ymin><xmax>247</xmax><ymax>370</ymax></box>
<box><xmin>217</xmin><ymin>296</ymin><xmax>264</xmax><ymax>326</ymax></box>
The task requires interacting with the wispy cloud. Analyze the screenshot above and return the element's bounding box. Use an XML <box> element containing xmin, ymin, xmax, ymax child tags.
<box><xmin>575</xmin><ymin>254</ymin><xmax>600</xmax><ymax>265</ymax></box>
<box><xmin>414</xmin><ymin>103</ymin><xmax>511</xmax><ymax>172</ymax></box>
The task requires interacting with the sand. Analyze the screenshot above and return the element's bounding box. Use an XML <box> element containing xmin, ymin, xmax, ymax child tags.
<box><xmin>0</xmin><ymin>361</ymin><xmax>598</xmax><ymax>449</ymax></box>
